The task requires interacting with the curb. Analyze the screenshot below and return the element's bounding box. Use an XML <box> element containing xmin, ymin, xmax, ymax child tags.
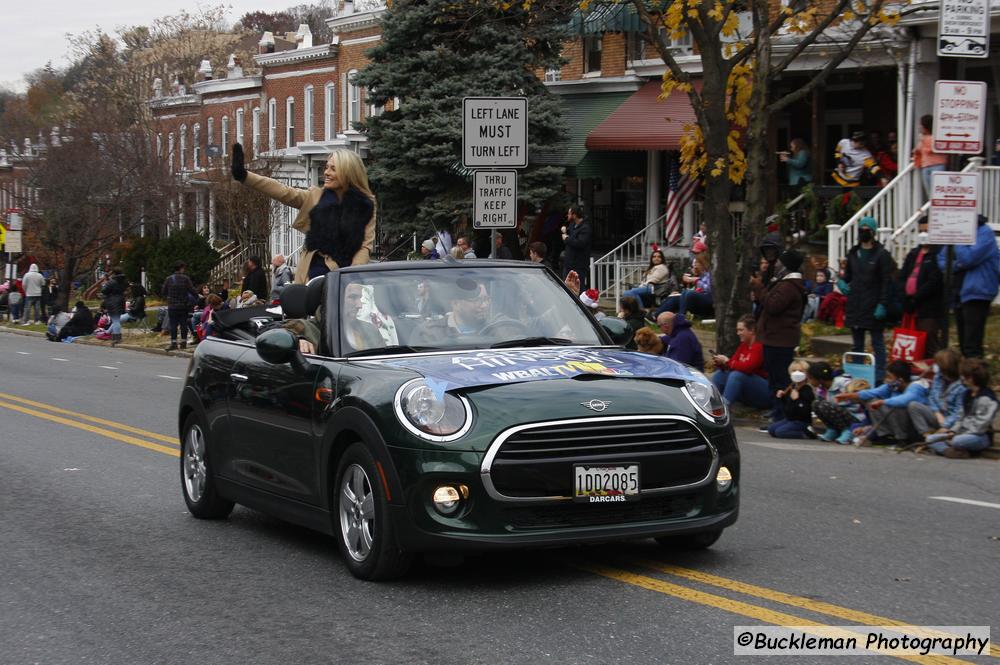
<box><xmin>0</xmin><ymin>327</ymin><xmax>194</xmax><ymax>359</ymax></box>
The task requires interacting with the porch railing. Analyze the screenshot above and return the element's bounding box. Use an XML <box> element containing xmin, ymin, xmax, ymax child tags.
<box><xmin>209</xmin><ymin>243</ymin><xmax>251</xmax><ymax>286</ymax></box>
<box><xmin>590</xmin><ymin>212</ymin><xmax>667</xmax><ymax>306</ymax></box>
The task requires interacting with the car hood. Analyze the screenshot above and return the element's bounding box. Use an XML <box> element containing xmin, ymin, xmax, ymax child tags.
<box><xmin>372</xmin><ymin>346</ymin><xmax>703</xmax><ymax>392</ymax></box>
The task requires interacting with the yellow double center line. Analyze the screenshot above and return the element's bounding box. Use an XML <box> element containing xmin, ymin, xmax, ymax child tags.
<box><xmin>577</xmin><ymin>559</ymin><xmax>999</xmax><ymax>663</ymax></box>
<box><xmin>0</xmin><ymin>391</ymin><xmax>180</xmax><ymax>457</ymax></box>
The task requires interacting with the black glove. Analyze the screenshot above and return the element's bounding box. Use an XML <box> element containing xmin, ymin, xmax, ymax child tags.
<box><xmin>231</xmin><ymin>142</ymin><xmax>247</xmax><ymax>182</ymax></box>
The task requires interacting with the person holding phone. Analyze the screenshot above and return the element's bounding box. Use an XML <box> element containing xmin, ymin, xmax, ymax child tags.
<box><xmin>710</xmin><ymin>315</ymin><xmax>770</xmax><ymax>409</ymax></box>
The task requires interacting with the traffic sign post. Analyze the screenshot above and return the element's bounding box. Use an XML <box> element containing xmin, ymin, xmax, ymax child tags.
<box><xmin>932</xmin><ymin>81</ymin><xmax>987</xmax><ymax>154</ymax></box>
<box><xmin>928</xmin><ymin>170</ymin><xmax>979</xmax><ymax>245</ymax></box>
<box><xmin>462</xmin><ymin>97</ymin><xmax>529</xmax><ymax>253</ymax></box>
<box><xmin>938</xmin><ymin>0</ymin><xmax>991</xmax><ymax>57</ymax></box>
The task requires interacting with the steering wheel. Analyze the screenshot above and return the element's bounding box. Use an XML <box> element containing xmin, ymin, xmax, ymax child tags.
<box><xmin>478</xmin><ymin>317</ymin><xmax>530</xmax><ymax>338</ymax></box>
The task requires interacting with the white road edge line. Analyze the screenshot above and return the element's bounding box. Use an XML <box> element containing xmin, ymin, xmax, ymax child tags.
<box><xmin>16</xmin><ymin>351</ymin><xmax>31</xmax><ymax>355</ymax></box>
<box><xmin>98</xmin><ymin>366</ymin><xmax>118</xmax><ymax>370</ymax></box>
<box><xmin>157</xmin><ymin>375</ymin><xmax>183</xmax><ymax>381</ymax></box>
<box><xmin>50</xmin><ymin>358</ymin><xmax>70</xmax><ymax>362</ymax></box>
<box><xmin>929</xmin><ymin>496</ymin><xmax>1000</xmax><ymax>510</ymax></box>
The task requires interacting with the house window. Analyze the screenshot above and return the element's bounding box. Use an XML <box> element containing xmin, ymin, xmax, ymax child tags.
<box><xmin>193</xmin><ymin>123</ymin><xmax>201</xmax><ymax>168</ymax></box>
<box><xmin>207</xmin><ymin>118</ymin><xmax>214</xmax><ymax>150</ymax></box>
<box><xmin>179</xmin><ymin>125</ymin><xmax>187</xmax><ymax>171</ymax></box>
<box><xmin>544</xmin><ymin>68</ymin><xmax>562</xmax><ymax>82</ymax></box>
<box><xmin>286</xmin><ymin>97</ymin><xmax>296</xmax><ymax>147</ymax></box>
<box><xmin>268</xmin><ymin>97</ymin><xmax>277</xmax><ymax>151</ymax></box>
<box><xmin>367</xmin><ymin>86</ymin><xmax>383</xmax><ymax>118</ymax></box>
<box><xmin>583</xmin><ymin>34</ymin><xmax>602</xmax><ymax>74</ymax></box>
<box><xmin>626</xmin><ymin>32</ymin><xmax>645</xmax><ymax>64</ymax></box>
<box><xmin>348</xmin><ymin>70</ymin><xmax>361</xmax><ymax>128</ymax></box>
<box><xmin>657</xmin><ymin>27</ymin><xmax>693</xmax><ymax>54</ymax></box>
<box><xmin>168</xmin><ymin>132</ymin><xmax>175</xmax><ymax>173</ymax></box>
<box><xmin>221</xmin><ymin>117</ymin><xmax>230</xmax><ymax>157</ymax></box>
<box><xmin>303</xmin><ymin>85</ymin><xmax>314</xmax><ymax>141</ymax></box>
<box><xmin>252</xmin><ymin>107</ymin><xmax>261</xmax><ymax>154</ymax></box>
<box><xmin>324</xmin><ymin>82</ymin><xmax>336</xmax><ymax>140</ymax></box>
<box><xmin>235</xmin><ymin>108</ymin><xmax>245</xmax><ymax>146</ymax></box>
<box><xmin>155</xmin><ymin>133</ymin><xmax>162</xmax><ymax>158</ymax></box>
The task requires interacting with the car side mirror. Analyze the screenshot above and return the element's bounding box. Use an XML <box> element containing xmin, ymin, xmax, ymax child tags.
<box><xmin>599</xmin><ymin>317</ymin><xmax>633</xmax><ymax>346</ymax></box>
<box><xmin>256</xmin><ymin>328</ymin><xmax>309</xmax><ymax>373</ymax></box>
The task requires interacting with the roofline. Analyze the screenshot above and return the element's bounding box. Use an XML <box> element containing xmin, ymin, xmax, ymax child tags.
<box><xmin>255</xmin><ymin>43</ymin><xmax>337</xmax><ymax>67</ymax></box>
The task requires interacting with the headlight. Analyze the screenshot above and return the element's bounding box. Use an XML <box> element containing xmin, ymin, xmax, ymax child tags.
<box><xmin>683</xmin><ymin>379</ymin><xmax>728</xmax><ymax>421</ymax></box>
<box><xmin>394</xmin><ymin>378</ymin><xmax>472</xmax><ymax>442</ymax></box>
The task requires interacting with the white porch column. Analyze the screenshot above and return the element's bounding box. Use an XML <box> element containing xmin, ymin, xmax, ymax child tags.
<box><xmin>208</xmin><ymin>190</ymin><xmax>216</xmax><ymax>243</ymax></box>
<box><xmin>139</xmin><ymin>201</ymin><xmax>146</xmax><ymax>238</ymax></box>
<box><xmin>177</xmin><ymin>192</ymin><xmax>186</xmax><ymax>230</ymax></box>
<box><xmin>196</xmin><ymin>190</ymin><xmax>206</xmax><ymax>234</ymax></box>
<box><xmin>644</xmin><ymin>151</ymin><xmax>662</xmax><ymax>250</ymax></box>
<box><xmin>682</xmin><ymin>198</ymin><xmax>695</xmax><ymax>245</ymax></box>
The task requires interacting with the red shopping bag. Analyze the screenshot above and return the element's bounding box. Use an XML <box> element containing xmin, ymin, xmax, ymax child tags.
<box><xmin>890</xmin><ymin>314</ymin><xmax>927</xmax><ymax>362</ymax></box>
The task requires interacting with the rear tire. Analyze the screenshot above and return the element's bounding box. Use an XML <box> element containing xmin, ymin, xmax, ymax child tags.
<box><xmin>655</xmin><ymin>529</ymin><xmax>723</xmax><ymax>550</ymax></box>
<box><xmin>334</xmin><ymin>442</ymin><xmax>412</xmax><ymax>581</ymax></box>
<box><xmin>180</xmin><ymin>413</ymin><xmax>234</xmax><ymax>519</ymax></box>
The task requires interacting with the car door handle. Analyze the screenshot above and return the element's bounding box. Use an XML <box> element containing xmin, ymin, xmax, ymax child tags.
<box><xmin>230</xmin><ymin>373</ymin><xmax>249</xmax><ymax>382</ymax></box>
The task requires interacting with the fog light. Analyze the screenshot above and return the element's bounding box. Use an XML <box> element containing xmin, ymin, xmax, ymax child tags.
<box><xmin>716</xmin><ymin>466</ymin><xmax>733</xmax><ymax>491</ymax></box>
<box><xmin>432</xmin><ymin>485</ymin><xmax>461</xmax><ymax>514</ymax></box>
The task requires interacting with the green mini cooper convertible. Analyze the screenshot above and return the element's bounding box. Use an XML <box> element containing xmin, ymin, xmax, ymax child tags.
<box><xmin>178</xmin><ymin>261</ymin><xmax>739</xmax><ymax>580</ymax></box>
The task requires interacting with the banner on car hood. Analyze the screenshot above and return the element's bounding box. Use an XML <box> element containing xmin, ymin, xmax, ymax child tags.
<box><xmin>377</xmin><ymin>346</ymin><xmax>702</xmax><ymax>392</ymax></box>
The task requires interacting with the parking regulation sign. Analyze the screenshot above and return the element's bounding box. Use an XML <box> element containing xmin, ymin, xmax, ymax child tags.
<box><xmin>928</xmin><ymin>171</ymin><xmax>979</xmax><ymax>245</ymax></box>
<box><xmin>933</xmin><ymin>81</ymin><xmax>987</xmax><ymax>154</ymax></box>
<box><xmin>462</xmin><ymin>97</ymin><xmax>528</xmax><ymax>168</ymax></box>
<box><xmin>937</xmin><ymin>0</ymin><xmax>990</xmax><ymax>57</ymax></box>
<box><xmin>473</xmin><ymin>170</ymin><xmax>517</xmax><ymax>229</ymax></box>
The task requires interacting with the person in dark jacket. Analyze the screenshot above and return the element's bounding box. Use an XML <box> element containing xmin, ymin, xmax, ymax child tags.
<box><xmin>561</xmin><ymin>204</ymin><xmax>592</xmax><ymax>290</ymax></box>
<box><xmin>656</xmin><ymin>311</ymin><xmax>704</xmax><ymax>370</ymax></box>
<box><xmin>899</xmin><ymin>230</ymin><xmax>943</xmax><ymax>357</ymax></box>
<box><xmin>161</xmin><ymin>262</ymin><xmax>197</xmax><ymax>350</ymax></box>
<box><xmin>41</xmin><ymin>276</ymin><xmax>59</xmax><ymax>319</ymax></box>
<box><xmin>241</xmin><ymin>257</ymin><xmax>269</xmax><ymax>302</ymax></box>
<box><xmin>753</xmin><ymin>249</ymin><xmax>807</xmax><ymax>422</ymax></box>
<box><xmin>618</xmin><ymin>296</ymin><xmax>647</xmax><ymax>350</ymax></box>
<box><xmin>839</xmin><ymin>216</ymin><xmax>895</xmax><ymax>384</ymax></box>
<box><xmin>101</xmin><ymin>269</ymin><xmax>128</xmax><ymax>346</ymax></box>
<box><xmin>937</xmin><ymin>214</ymin><xmax>999</xmax><ymax>359</ymax></box>
<box><xmin>52</xmin><ymin>301</ymin><xmax>95</xmax><ymax>341</ymax></box>
<box><xmin>768</xmin><ymin>360</ymin><xmax>816</xmax><ymax>439</ymax></box>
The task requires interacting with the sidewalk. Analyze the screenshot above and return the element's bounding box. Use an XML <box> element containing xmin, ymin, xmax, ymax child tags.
<box><xmin>0</xmin><ymin>322</ymin><xmax>194</xmax><ymax>358</ymax></box>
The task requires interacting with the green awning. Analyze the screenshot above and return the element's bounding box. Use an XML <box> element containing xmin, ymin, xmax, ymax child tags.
<box><xmin>568</xmin><ymin>3</ymin><xmax>644</xmax><ymax>35</ymax></box>
<box><xmin>535</xmin><ymin>92</ymin><xmax>641</xmax><ymax>177</ymax></box>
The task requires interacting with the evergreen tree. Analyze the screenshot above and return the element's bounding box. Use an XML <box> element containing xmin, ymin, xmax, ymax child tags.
<box><xmin>356</xmin><ymin>0</ymin><xmax>569</xmax><ymax>237</ymax></box>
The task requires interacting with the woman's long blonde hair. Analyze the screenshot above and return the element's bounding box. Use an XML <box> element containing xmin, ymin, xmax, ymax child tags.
<box><xmin>328</xmin><ymin>149</ymin><xmax>376</xmax><ymax>202</ymax></box>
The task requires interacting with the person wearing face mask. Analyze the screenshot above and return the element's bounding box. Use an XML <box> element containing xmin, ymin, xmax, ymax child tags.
<box><xmin>898</xmin><ymin>225</ymin><xmax>944</xmax><ymax>357</ymax></box>
<box><xmin>906</xmin><ymin>348</ymin><xmax>965</xmax><ymax>440</ymax></box>
<box><xmin>835</xmin><ymin>359</ymin><xmax>929</xmax><ymax>445</ymax></box>
<box><xmin>752</xmin><ymin>249</ymin><xmax>806</xmax><ymax>427</ymax></box>
<box><xmin>767</xmin><ymin>361</ymin><xmax>815</xmax><ymax>439</ymax></box>
<box><xmin>838</xmin><ymin>216</ymin><xmax>895</xmax><ymax>385</ymax></box>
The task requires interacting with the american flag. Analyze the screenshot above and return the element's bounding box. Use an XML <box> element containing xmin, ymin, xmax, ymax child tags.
<box><xmin>664</xmin><ymin>153</ymin><xmax>697</xmax><ymax>246</ymax></box>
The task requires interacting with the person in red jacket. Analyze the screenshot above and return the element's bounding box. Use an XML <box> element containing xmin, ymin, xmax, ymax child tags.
<box><xmin>710</xmin><ymin>314</ymin><xmax>770</xmax><ymax>409</ymax></box>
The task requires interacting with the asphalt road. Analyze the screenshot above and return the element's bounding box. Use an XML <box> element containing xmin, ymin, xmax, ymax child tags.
<box><xmin>1</xmin><ymin>330</ymin><xmax>998</xmax><ymax>665</ymax></box>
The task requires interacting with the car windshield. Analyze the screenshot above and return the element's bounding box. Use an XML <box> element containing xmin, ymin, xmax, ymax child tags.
<box><xmin>339</xmin><ymin>267</ymin><xmax>604</xmax><ymax>355</ymax></box>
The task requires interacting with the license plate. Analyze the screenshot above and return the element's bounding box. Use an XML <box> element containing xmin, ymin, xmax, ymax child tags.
<box><xmin>573</xmin><ymin>464</ymin><xmax>639</xmax><ymax>503</ymax></box>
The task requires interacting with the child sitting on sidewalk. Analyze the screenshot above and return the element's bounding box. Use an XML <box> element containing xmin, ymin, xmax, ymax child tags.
<box><xmin>923</xmin><ymin>358</ymin><xmax>997</xmax><ymax>458</ymax></box>
<box><xmin>768</xmin><ymin>360</ymin><xmax>815</xmax><ymax>439</ymax></box>
<box><xmin>835</xmin><ymin>360</ymin><xmax>929</xmax><ymax>445</ymax></box>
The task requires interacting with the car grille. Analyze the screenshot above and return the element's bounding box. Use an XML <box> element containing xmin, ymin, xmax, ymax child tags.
<box><xmin>500</xmin><ymin>493</ymin><xmax>700</xmax><ymax>529</ymax></box>
<box><xmin>486</xmin><ymin>417</ymin><xmax>715</xmax><ymax>499</ymax></box>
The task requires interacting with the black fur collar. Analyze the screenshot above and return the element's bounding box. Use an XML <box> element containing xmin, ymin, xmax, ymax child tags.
<box><xmin>306</xmin><ymin>187</ymin><xmax>374</xmax><ymax>268</ymax></box>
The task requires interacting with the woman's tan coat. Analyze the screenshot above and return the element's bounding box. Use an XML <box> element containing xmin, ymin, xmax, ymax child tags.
<box><xmin>243</xmin><ymin>172</ymin><xmax>376</xmax><ymax>284</ymax></box>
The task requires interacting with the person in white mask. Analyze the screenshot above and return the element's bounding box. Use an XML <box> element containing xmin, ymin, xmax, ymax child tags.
<box><xmin>766</xmin><ymin>360</ymin><xmax>816</xmax><ymax>439</ymax></box>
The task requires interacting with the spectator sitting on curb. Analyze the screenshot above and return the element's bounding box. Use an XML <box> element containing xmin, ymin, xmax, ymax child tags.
<box><xmin>836</xmin><ymin>359</ymin><xmax>929</xmax><ymax>445</ymax></box>
<box><xmin>617</xmin><ymin>296</ymin><xmax>646</xmax><ymax>350</ymax></box>
<box><xmin>710</xmin><ymin>314</ymin><xmax>770</xmax><ymax>410</ymax></box>
<box><xmin>921</xmin><ymin>358</ymin><xmax>998</xmax><ymax>458</ymax></box>
<box><xmin>907</xmin><ymin>348</ymin><xmax>965</xmax><ymax>440</ymax></box>
<box><xmin>768</xmin><ymin>360</ymin><xmax>816</xmax><ymax>439</ymax></box>
<box><xmin>657</xmin><ymin>311</ymin><xmax>704</xmax><ymax>370</ymax></box>
<box><xmin>810</xmin><ymin>362</ymin><xmax>856</xmax><ymax>443</ymax></box>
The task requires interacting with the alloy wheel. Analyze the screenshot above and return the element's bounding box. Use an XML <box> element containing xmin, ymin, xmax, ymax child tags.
<box><xmin>339</xmin><ymin>464</ymin><xmax>375</xmax><ymax>562</ymax></box>
<box><xmin>183</xmin><ymin>424</ymin><xmax>207</xmax><ymax>503</ymax></box>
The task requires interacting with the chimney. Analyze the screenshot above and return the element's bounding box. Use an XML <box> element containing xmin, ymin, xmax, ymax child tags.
<box><xmin>343</xmin><ymin>1</ymin><xmax>355</xmax><ymax>15</ymax></box>
<box><xmin>296</xmin><ymin>24</ymin><xmax>313</xmax><ymax>49</ymax></box>
<box><xmin>259</xmin><ymin>31</ymin><xmax>275</xmax><ymax>54</ymax></box>
<box><xmin>152</xmin><ymin>77</ymin><xmax>163</xmax><ymax>98</ymax></box>
<box><xmin>198</xmin><ymin>59</ymin><xmax>213</xmax><ymax>81</ymax></box>
<box><xmin>226</xmin><ymin>54</ymin><xmax>243</xmax><ymax>79</ymax></box>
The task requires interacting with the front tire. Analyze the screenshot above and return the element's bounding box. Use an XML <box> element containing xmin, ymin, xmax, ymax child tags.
<box><xmin>335</xmin><ymin>442</ymin><xmax>412</xmax><ymax>580</ymax></box>
<box><xmin>180</xmin><ymin>414</ymin><xmax>234</xmax><ymax>519</ymax></box>
<box><xmin>655</xmin><ymin>529</ymin><xmax>723</xmax><ymax>550</ymax></box>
